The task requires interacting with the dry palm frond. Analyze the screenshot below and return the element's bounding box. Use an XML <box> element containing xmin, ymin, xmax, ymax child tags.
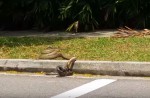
<box><xmin>112</xmin><ymin>26</ymin><xmax>150</xmax><ymax>38</ymax></box>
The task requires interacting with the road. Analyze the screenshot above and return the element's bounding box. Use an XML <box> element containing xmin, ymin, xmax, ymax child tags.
<box><xmin>0</xmin><ymin>73</ymin><xmax>150</xmax><ymax>98</ymax></box>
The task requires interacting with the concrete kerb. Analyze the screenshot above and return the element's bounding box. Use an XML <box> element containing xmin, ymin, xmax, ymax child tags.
<box><xmin>0</xmin><ymin>59</ymin><xmax>150</xmax><ymax>77</ymax></box>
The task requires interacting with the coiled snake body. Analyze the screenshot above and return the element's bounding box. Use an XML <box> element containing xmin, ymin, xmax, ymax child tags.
<box><xmin>39</xmin><ymin>47</ymin><xmax>77</xmax><ymax>77</ymax></box>
<box><xmin>39</xmin><ymin>47</ymin><xmax>70</xmax><ymax>60</ymax></box>
<box><xmin>56</xmin><ymin>57</ymin><xmax>77</xmax><ymax>77</ymax></box>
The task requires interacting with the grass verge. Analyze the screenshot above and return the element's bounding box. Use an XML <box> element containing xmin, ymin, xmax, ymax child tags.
<box><xmin>1</xmin><ymin>37</ymin><xmax>150</xmax><ymax>61</ymax></box>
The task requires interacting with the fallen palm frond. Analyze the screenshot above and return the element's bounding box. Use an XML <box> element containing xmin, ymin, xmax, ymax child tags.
<box><xmin>112</xmin><ymin>26</ymin><xmax>150</xmax><ymax>38</ymax></box>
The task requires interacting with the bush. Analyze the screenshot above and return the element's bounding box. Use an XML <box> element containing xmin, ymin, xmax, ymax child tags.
<box><xmin>0</xmin><ymin>0</ymin><xmax>150</xmax><ymax>31</ymax></box>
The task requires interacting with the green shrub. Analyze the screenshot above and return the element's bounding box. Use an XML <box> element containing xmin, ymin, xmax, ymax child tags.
<box><xmin>0</xmin><ymin>0</ymin><xmax>150</xmax><ymax>31</ymax></box>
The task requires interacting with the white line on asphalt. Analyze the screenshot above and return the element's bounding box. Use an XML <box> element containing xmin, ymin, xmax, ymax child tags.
<box><xmin>51</xmin><ymin>79</ymin><xmax>116</xmax><ymax>98</ymax></box>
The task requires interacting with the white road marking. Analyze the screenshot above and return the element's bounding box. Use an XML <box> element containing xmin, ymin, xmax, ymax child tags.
<box><xmin>51</xmin><ymin>79</ymin><xmax>116</xmax><ymax>98</ymax></box>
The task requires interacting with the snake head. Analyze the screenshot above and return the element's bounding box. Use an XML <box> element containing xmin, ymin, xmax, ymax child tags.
<box><xmin>56</xmin><ymin>66</ymin><xmax>67</xmax><ymax>77</ymax></box>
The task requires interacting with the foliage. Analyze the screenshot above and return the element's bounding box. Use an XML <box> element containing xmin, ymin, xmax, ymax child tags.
<box><xmin>0</xmin><ymin>0</ymin><xmax>150</xmax><ymax>31</ymax></box>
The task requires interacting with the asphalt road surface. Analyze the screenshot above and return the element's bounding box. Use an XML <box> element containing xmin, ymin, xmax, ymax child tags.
<box><xmin>0</xmin><ymin>73</ymin><xmax>150</xmax><ymax>98</ymax></box>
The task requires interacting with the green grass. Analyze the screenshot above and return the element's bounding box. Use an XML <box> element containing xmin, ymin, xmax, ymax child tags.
<box><xmin>1</xmin><ymin>37</ymin><xmax>150</xmax><ymax>61</ymax></box>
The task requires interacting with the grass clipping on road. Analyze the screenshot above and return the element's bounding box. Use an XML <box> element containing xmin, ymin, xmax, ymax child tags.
<box><xmin>0</xmin><ymin>37</ymin><xmax>150</xmax><ymax>61</ymax></box>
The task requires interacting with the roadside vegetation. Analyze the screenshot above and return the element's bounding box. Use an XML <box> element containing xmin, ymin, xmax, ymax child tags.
<box><xmin>1</xmin><ymin>37</ymin><xmax>150</xmax><ymax>61</ymax></box>
<box><xmin>0</xmin><ymin>0</ymin><xmax>150</xmax><ymax>31</ymax></box>
<box><xmin>1</xmin><ymin>1</ymin><xmax>150</xmax><ymax>63</ymax></box>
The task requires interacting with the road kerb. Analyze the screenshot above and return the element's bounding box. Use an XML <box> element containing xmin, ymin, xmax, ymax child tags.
<box><xmin>0</xmin><ymin>59</ymin><xmax>150</xmax><ymax>76</ymax></box>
